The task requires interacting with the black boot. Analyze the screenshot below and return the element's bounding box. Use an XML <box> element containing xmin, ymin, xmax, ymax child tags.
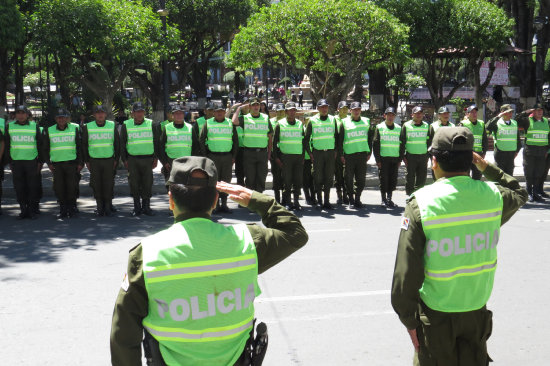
<box><xmin>347</xmin><ymin>193</ymin><xmax>354</xmax><ymax>209</ymax></box>
<box><xmin>219</xmin><ymin>196</ymin><xmax>232</xmax><ymax>213</ymax></box>
<box><xmin>336</xmin><ymin>189</ymin><xmax>343</xmax><ymax>205</ymax></box>
<box><xmin>387</xmin><ymin>192</ymin><xmax>396</xmax><ymax>208</ymax></box>
<box><xmin>342</xmin><ymin>188</ymin><xmax>349</xmax><ymax>205</ymax></box>
<box><xmin>381</xmin><ymin>191</ymin><xmax>388</xmax><ymax>207</ymax></box>
<box><xmin>57</xmin><ymin>204</ymin><xmax>68</xmax><ymax>219</ymax></box>
<box><xmin>17</xmin><ymin>203</ymin><xmax>28</xmax><ymax>220</ymax></box>
<box><xmin>315</xmin><ymin>192</ymin><xmax>323</xmax><ymax>210</ymax></box>
<box><xmin>67</xmin><ymin>201</ymin><xmax>78</xmax><ymax>218</ymax></box>
<box><xmin>132</xmin><ymin>197</ymin><xmax>142</xmax><ymax>216</ymax></box>
<box><xmin>283</xmin><ymin>192</ymin><xmax>293</xmax><ymax>210</ymax></box>
<box><xmin>104</xmin><ymin>200</ymin><xmax>113</xmax><ymax>217</ymax></box>
<box><xmin>304</xmin><ymin>189</ymin><xmax>312</xmax><ymax>205</ymax></box>
<box><xmin>142</xmin><ymin>198</ymin><xmax>155</xmax><ymax>216</ymax></box>
<box><xmin>353</xmin><ymin>192</ymin><xmax>363</xmax><ymax>209</ymax></box>
<box><xmin>274</xmin><ymin>190</ymin><xmax>281</xmax><ymax>204</ymax></box>
<box><xmin>527</xmin><ymin>185</ymin><xmax>535</xmax><ymax>203</ymax></box>
<box><xmin>95</xmin><ymin>200</ymin><xmax>105</xmax><ymax>217</ymax></box>
<box><xmin>29</xmin><ymin>203</ymin><xmax>38</xmax><ymax>219</ymax></box>
<box><xmin>293</xmin><ymin>192</ymin><xmax>302</xmax><ymax>211</ymax></box>
<box><xmin>322</xmin><ymin>190</ymin><xmax>333</xmax><ymax>210</ymax></box>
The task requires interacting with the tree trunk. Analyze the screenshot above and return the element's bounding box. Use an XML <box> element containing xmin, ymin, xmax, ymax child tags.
<box><xmin>350</xmin><ymin>72</ymin><xmax>364</xmax><ymax>102</ymax></box>
<box><xmin>53</xmin><ymin>53</ymin><xmax>72</xmax><ymax>110</ymax></box>
<box><xmin>190</xmin><ymin>60</ymin><xmax>209</xmax><ymax>109</ymax></box>
<box><xmin>0</xmin><ymin>49</ymin><xmax>11</xmax><ymax>108</ymax></box>
<box><xmin>309</xmin><ymin>68</ymin><xmax>359</xmax><ymax>111</ymax></box>
<box><xmin>14</xmin><ymin>49</ymin><xmax>25</xmax><ymax>106</ymax></box>
<box><xmin>368</xmin><ymin>68</ymin><xmax>387</xmax><ymax>112</ymax></box>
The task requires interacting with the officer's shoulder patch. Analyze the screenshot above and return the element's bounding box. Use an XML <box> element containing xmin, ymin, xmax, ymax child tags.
<box><xmin>401</xmin><ymin>217</ymin><xmax>410</xmax><ymax>231</ymax></box>
<box><xmin>121</xmin><ymin>273</ymin><xmax>129</xmax><ymax>292</ymax></box>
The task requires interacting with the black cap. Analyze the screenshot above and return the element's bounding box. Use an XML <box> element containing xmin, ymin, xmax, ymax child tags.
<box><xmin>350</xmin><ymin>101</ymin><xmax>361</xmax><ymax>110</ymax></box>
<box><xmin>430</xmin><ymin>127</ymin><xmax>474</xmax><ymax>152</ymax></box>
<box><xmin>214</xmin><ymin>104</ymin><xmax>225</xmax><ymax>111</ymax></box>
<box><xmin>204</xmin><ymin>103</ymin><xmax>214</xmax><ymax>110</ymax></box>
<box><xmin>132</xmin><ymin>102</ymin><xmax>145</xmax><ymax>112</ymax></box>
<box><xmin>15</xmin><ymin>105</ymin><xmax>28</xmax><ymax>113</ymax></box>
<box><xmin>241</xmin><ymin>97</ymin><xmax>249</xmax><ymax>103</ymax></box>
<box><xmin>533</xmin><ymin>103</ymin><xmax>544</xmax><ymax>110</ymax></box>
<box><xmin>249</xmin><ymin>97</ymin><xmax>260</xmax><ymax>105</ymax></box>
<box><xmin>317</xmin><ymin>99</ymin><xmax>329</xmax><ymax>107</ymax></box>
<box><xmin>384</xmin><ymin>107</ymin><xmax>396</xmax><ymax>115</ymax></box>
<box><xmin>412</xmin><ymin>106</ymin><xmax>423</xmax><ymax>114</ymax></box>
<box><xmin>172</xmin><ymin>105</ymin><xmax>185</xmax><ymax>112</ymax></box>
<box><xmin>276</xmin><ymin>103</ymin><xmax>285</xmax><ymax>111</ymax></box>
<box><xmin>466</xmin><ymin>105</ymin><xmax>478</xmax><ymax>113</ymax></box>
<box><xmin>94</xmin><ymin>105</ymin><xmax>107</xmax><ymax>114</ymax></box>
<box><xmin>438</xmin><ymin>106</ymin><xmax>450</xmax><ymax>114</ymax></box>
<box><xmin>166</xmin><ymin>156</ymin><xmax>218</xmax><ymax>187</ymax></box>
<box><xmin>285</xmin><ymin>102</ymin><xmax>297</xmax><ymax>110</ymax></box>
<box><xmin>337</xmin><ymin>101</ymin><xmax>348</xmax><ymax>109</ymax></box>
<box><xmin>55</xmin><ymin>108</ymin><xmax>70</xmax><ymax>118</ymax></box>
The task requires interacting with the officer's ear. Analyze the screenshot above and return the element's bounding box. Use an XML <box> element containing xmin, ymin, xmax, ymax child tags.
<box><xmin>431</xmin><ymin>155</ymin><xmax>439</xmax><ymax>171</ymax></box>
<box><xmin>168</xmin><ymin>191</ymin><xmax>175</xmax><ymax>211</ymax></box>
<box><xmin>211</xmin><ymin>191</ymin><xmax>219</xmax><ymax>211</ymax></box>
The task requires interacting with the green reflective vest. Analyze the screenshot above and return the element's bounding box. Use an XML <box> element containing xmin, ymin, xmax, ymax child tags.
<box><xmin>0</xmin><ymin>118</ymin><xmax>5</xmax><ymax>135</ymax></box>
<box><xmin>404</xmin><ymin>120</ymin><xmax>429</xmax><ymax>154</ymax></box>
<box><xmin>461</xmin><ymin>119</ymin><xmax>485</xmax><ymax>152</ymax></box>
<box><xmin>161</xmin><ymin>120</ymin><xmax>171</xmax><ymax>130</ymax></box>
<box><xmin>413</xmin><ymin>176</ymin><xmax>503</xmax><ymax>312</ymax></box>
<box><xmin>206</xmin><ymin>118</ymin><xmax>233</xmax><ymax>153</ymax></box>
<box><xmin>196</xmin><ymin>117</ymin><xmax>207</xmax><ymax>133</ymax></box>
<box><xmin>243</xmin><ymin>113</ymin><xmax>269</xmax><ymax>148</ymax></box>
<box><xmin>48</xmin><ymin>123</ymin><xmax>77</xmax><ymax>162</ymax></box>
<box><xmin>165</xmin><ymin>122</ymin><xmax>193</xmax><ymax>158</ymax></box>
<box><xmin>278</xmin><ymin>119</ymin><xmax>303</xmax><ymax>155</ymax></box>
<box><xmin>525</xmin><ymin>117</ymin><xmax>549</xmax><ymax>146</ymax></box>
<box><xmin>432</xmin><ymin>120</ymin><xmax>455</xmax><ymax>133</ymax></box>
<box><xmin>9</xmin><ymin>121</ymin><xmax>38</xmax><ymax>160</ymax></box>
<box><xmin>377</xmin><ymin>122</ymin><xmax>401</xmax><ymax>157</ymax></box>
<box><xmin>87</xmin><ymin>120</ymin><xmax>116</xmax><ymax>159</ymax></box>
<box><xmin>310</xmin><ymin>115</ymin><xmax>336</xmax><ymax>150</ymax></box>
<box><xmin>342</xmin><ymin>117</ymin><xmax>370</xmax><ymax>154</ymax></box>
<box><xmin>494</xmin><ymin>119</ymin><xmax>518</xmax><ymax>152</ymax></box>
<box><xmin>141</xmin><ymin>218</ymin><xmax>260</xmax><ymax>365</ymax></box>
<box><xmin>236</xmin><ymin>126</ymin><xmax>244</xmax><ymax>147</ymax></box>
<box><xmin>125</xmin><ymin>119</ymin><xmax>154</xmax><ymax>155</ymax></box>
<box><xmin>303</xmin><ymin>124</ymin><xmax>311</xmax><ymax>160</ymax></box>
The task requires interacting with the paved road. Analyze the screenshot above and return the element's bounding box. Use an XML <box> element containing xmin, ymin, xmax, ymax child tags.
<box><xmin>0</xmin><ymin>187</ymin><xmax>548</xmax><ymax>365</ymax></box>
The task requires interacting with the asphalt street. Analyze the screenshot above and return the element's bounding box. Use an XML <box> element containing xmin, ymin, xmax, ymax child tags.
<box><xmin>0</xmin><ymin>186</ymin><xmax>548</xmax><ymax>365</ymax></box>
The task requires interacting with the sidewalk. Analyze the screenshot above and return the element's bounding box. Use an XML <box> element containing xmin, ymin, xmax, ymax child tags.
<box><xmin>0</xmin><ymin>151</ymin><xmax>529</xmax><ymax>198</ymax></box>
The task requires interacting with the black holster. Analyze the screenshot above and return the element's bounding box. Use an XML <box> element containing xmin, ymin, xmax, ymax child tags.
<box><xmin>143</xmin><ymin>330</ymin><xmax>167</xmax><ymax>366</ymax></box>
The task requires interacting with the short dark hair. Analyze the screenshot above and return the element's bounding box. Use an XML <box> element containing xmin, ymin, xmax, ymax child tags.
<box><xmin>430</xmin><ymin>149</ymin><xmax>472</xmax><ymax>173</ymax></box>
<box><xmin>169</xmin><ymin>183</ymin><xmax>217</xmax><ymax>213</ymax></box>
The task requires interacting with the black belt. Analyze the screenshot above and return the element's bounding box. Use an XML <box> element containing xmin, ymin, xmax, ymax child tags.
<box><xmin>89</xmin><ymin>156</ymin><xmax>114</xmax><ymax>160</ymax></box>
<box><xmin>244</xmin><ymin>147</ymin><xmax>267</xmax><ymax>152</ymax></box>
<box><xmin>313</xmin><ymin>148</ymin><xmax>334</xmax><ymax>152</ymax></box>
<box><xmin>128</xmin><ymin>154</ymin><xmax>154</xmax><ymax>159</ymax></box>
<box><xmin>208</xmin><ymin>151</ymin><xmax>232</xmax><ymax>155</ymax></box>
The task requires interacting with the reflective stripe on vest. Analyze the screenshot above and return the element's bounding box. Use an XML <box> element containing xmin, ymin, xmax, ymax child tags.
<box><xmin>206</xmin><ymin>118</ymin><xmax>233</xmax><ymax>152</ymax></box>
<box><xmin>87</xmin><ymin>120</ymin><xmax>115</xmax><ymax>158</ymax></box>
<box><xmin>413</xmin><ymin>176</ymin><xmax>503</xmax><ymax>312</ymax></box>
<box><xmin>526</xmin><ymin>117</ymin><xmax>549</xmax><ymax>146</ymax></box>
<box><xmin>48</xmin><ymin>123</ymin><xmax>77</xmax><ymax>162</ymax></box>
<box><xmin>461</xmin><ymin>119</ymin><xmax>485</xmax><ymax>152</ymax></box>
<box><xmin>432</xmin><ymin>121</ymin><xmax>455</xmax><ymax>133</ymax></box>
<box><xmin>165</xmin><ymin>122</ymin><xmax>193</xmax><ymax>158</ymax></box>
<box><xmin>404</xmin><ymin>120</ymin><xmax>428</xmax><ymax>154</ymax></box>
<box><xmin>278</xmin><ymin>119</ymin><xmax>303</xmax><ymax>154</ymax></box>
<box><xmin>141</xmin><ymin>218</ymin><xmax>259</xmax><ymax>364</ymax></box>
<box><xmin>243</xmin><ymin>113</ymin><xmax>269</xmax><ymax>148</ymax></box>
<box><xmin>310</xmin><ymin>115</ymin><xmax>336</xmax><ymax>150</ymax></box>
<box><xmin>9</xmin><ymin>121</ymin><xmax>38</xmax><ymax>160</ymax></box>
<box><xmin>125</xmin><ymin>119</ymin><xmax>154</xmax><ymax>155</ymax></box>
<box><xmin>343</xmin><ymin>117</ymin><xmax>370</xmax><ymax>154</ymax></box>
<box><xmin>494</xmin><ymin>119</ymin><xmax>518</xmax><ymax>151</ymax></box>
<box><xmin>377</xmin><ymin>122</ymin><xmax>401</xmax><ymax>157</ymax></box>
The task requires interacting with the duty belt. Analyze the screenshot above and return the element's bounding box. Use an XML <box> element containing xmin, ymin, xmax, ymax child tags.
<box><xmin>244</xmin><ymin>147</ymin><xmax>266</xmax><ymax>152</ymax></box>
<box><xmin>313</xmin><ymin>148</ymin><xmax>334</xmax><ymax>152</ymax></box>
<box><xmin>208</xmin><ymin>151</ymin><xmax>232</xmax><ymax>155</ymax></box>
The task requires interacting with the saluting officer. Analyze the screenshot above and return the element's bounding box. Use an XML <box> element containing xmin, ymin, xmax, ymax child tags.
<box><xmin>338</xmin><ymin>101</ymin><xmax>373</xmax><ymax>209</ymax></box>
<box><xmin>4</xmin><ymin>105</ymin><xmax>42</xmax><ymax>219</ymax></box>
<box><xmin>81</xmin><ymin>105</ymin><xmax>120</xmax><ymax>217</ymax></box>
<box><xmin>42</xmin><ymin>108</ymin><xmax>83</xmax><ymax>218</ymax></box>
<box><xmin>232</xmin><ymin>99</ymin><xmax>249</xmax><ymax>186</ymax></box>
<box><xmin>391</xmin><ymin>127</ymin><xmax>527</xmax><ymax>366</ymax></box>
<box><xmin>158</xmin><ymin>105</ymin><xmax>199</xmax><ymax>182</ymax></box>
<box><xmin>334</xmin><ymin>101</ymin><xmax>349</xmax><ymax>205</ymax></box>
<box><xmin>400</xmin><ymin>106</ymin><xmax>431</xmax><ymax>196</ymax></box>
<box><xmin>121</xmin><ymin>102</ymin><xmax>159</xmax><ymax>216</ymax></box>
<box><xmin>305</xmin><ymin>99</ymin><xmax>338</xmax><ymax>210</ymax></box>
<box><xmin>110</xmin><ymin>157</ymin><xmax>308</xmax><ymax>365</ymax></box>
<box><xmin>485</xmin><ymin>104</ymin><xmax>521</xmax><ymax>177</ymax></box>
<box><xmin>458</xmin><ymin>105</ymin><xmax>488</xmax><ymax>180</ymax></box>
<box><xmin>373</xmin><ymin>107</ymin><xmax>402</xmax><ymax>208</ymax></box>
<box><xmin>270</xmin><ymin>103</ymin><xmax>286</xmax><ymax>204</ymax></box>
<box><xmin>273</xmin><ymin>102</ymin><xmax>305</xmax><ymax>210</ymax></box>
<box><xmin>200</xmin><ymin>105</ymin><xmax>239</xmax><ymax>213</ymax></box>
<box><xmin>232</xmin><ymin>97</ymin><xmax>273</xmax><ymax>193</ymax></box>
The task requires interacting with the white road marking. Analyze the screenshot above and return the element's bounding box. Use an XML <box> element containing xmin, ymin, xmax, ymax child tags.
<box><xmin>256</xmin><ymin>290</ymin><xmax>390</xmax><ymax>303</ymax></box>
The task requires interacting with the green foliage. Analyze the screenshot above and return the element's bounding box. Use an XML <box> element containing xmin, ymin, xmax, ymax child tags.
<box><xmin>0</xmin><ymin>0</ymin><xmax>25</xmax><ymax>51</ymax></box>
<box><xmin>387</xmin><ymin>73</ymin><xmax>425</xmax><ymax>97</ymax></box>
<box><xmin>23</xmin><ymin>71</ymin><xmax>55</xmax><ymax>89</ymax></box>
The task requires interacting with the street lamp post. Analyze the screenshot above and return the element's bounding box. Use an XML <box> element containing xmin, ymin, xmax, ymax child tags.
<box><xmin>158</xmin><ymin>2</ymin><xmax>170</xmax><ymax>120</ymax></box>
<box><xmin>534</xmin><ymin>15</ymin><xmax>548</xmax><ymax>103</ymax></box>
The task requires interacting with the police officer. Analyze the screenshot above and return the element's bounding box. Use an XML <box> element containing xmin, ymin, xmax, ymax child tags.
<box><xmin>485</xmin><ymin>104</ymin><xmax>521</xmax><ymax>176</ymax></box>
<box><xmin>195</xmin><ymin>103</ymin><xmax>214</xmax><ymax>134</ymax></box>
<box><xmin>121</xmin><ymin>102</ymin><xmax>159</xmax><ymax>216</ymax></box>
<box><xmin>515</xmin><ymin>103</ymin><xmax>550</xmax><ymax>202</ymax></box>
<box><xmin>232</xmin><ymin>99</ymin><xmax>249</xmax><ymax>186</ymax></box>
<box><xmin>428</xmin><ymin>107</ymin><xmax>455</xmax><ymax>143</ymax></box>
<box><xmin>400</xmin><ymin>106</ymin><xmax>431</xmax><ymax>196</ymax></box>
<box><xmin>338</xmin><ymin>101</ymin><xmax>373</xmax><ymax>209</ymax></box>
<box><xmin>158</xmin><ymin>105</ymin><xmax>199</xmax><ymax>182</ymax></box>
<box><xmin>373</xmin><ymin>107</ymin><xmax>402</xmax><ymax>208</ymax></box>
<box><xmin>200</xmin><ymin>105</ymin><xmax>239</xmax><ymax>213</ymax></box>
<box><xmin>305</xmin><ymin>99</ymin><xmax>338</xmax><ymax>210</ymax></box>
<box><xmin>391</xmin><ymin>127</ymin><xmax>527</xmax><ymax>366</ymax></box>
<box><xmin>302</xmin><ymin>117</ymin><xmax>316</xmax><ymax>206</ymax></box>
<box><xmin>458</xmin><ymin>105</ymin><xmax>488</xmax><ymax>180</ymax></box>
<box><xmin>110</xmin><ymin>156</ymin><xmax>308</xmax><ymax>365</ymax></box>
<box><xmin>273</xmin><ymin>102</ymin><xmax>305</xmax><ymax>210</ymax></box>
<box><xmin>4</xmin><ymin>105</ymin><xmax>42</xmax><ymax>219</ymax></box>
<box><xmin>42</xmin><ymin>108</ymin><xmax>83</xmax><ymax>218</ymax></box>
<box><xmin>81</xmin><ymin>105</ymin><xmax>120</xmax><ymax>217</ymax></box>
<box><xmin>0</xmin><ymin>113</ymin><xmax>5</xmax><ymax>215</ymax></box>
<box><xmin>232</xmin><ymin>97</ymin><xmax>273</xmax><ymax>193</ymax></box>
<box><xmin>270</xmin><ymin>103</ymin><xmax>286</xmax><ymax>204</ymax></box>
<box><xmin>334</xmin><ymin>101</ymin><xmax>349</xmax><ymax>205</ymax></box>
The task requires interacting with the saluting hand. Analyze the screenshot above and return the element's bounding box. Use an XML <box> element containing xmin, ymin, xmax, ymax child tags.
<box><xmin>472</xmin><ymin>152</ymin><xmax>488</xmax><ymax>172</ymax></box>
<box><xmin>216</xmin><ymin>181</ymin><xmax>253</xmax><ymax>207</ymax></box>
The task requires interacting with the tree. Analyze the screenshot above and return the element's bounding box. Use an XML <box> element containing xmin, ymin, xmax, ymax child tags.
<box><xmin>227</xmin><ymin>0</ymin><xmax>409</xmax><ymax>109</ymax></box>
<box><xmin>0</xmin><ymin>0</ymin><xmax>25</xmax><ymax>109</ymax></box>
<box><xmin>377</xmin><ymin>0</ymin><xmax>514</xmax><ymax>111</ymax></box>
<box><xmin>387</xmin><ymin>72</ymin><xmax>426</xmax><ymax>111</ymax></box>
<box><xmin>33</xmin><ymin>0</ymin><xmax>179</xmax><ymax>117</ymax></box>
